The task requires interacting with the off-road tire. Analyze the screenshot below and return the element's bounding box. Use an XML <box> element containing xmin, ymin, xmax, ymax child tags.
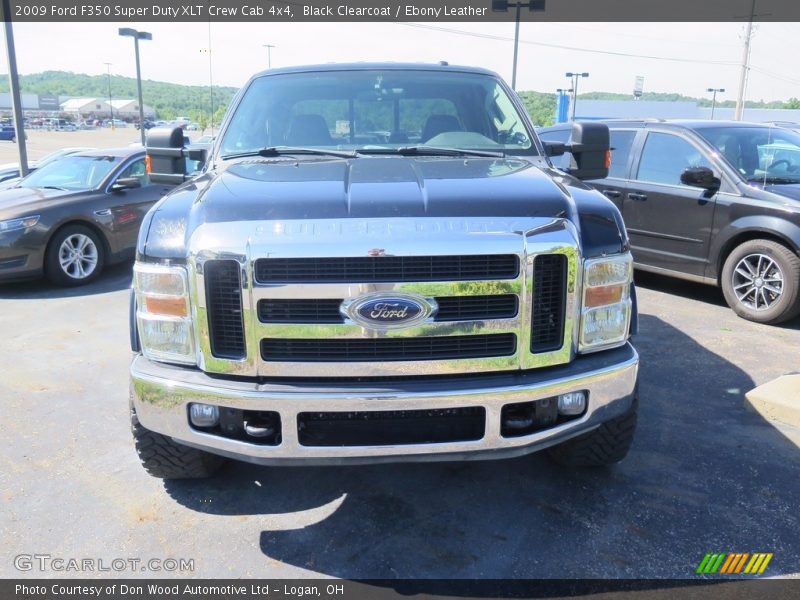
<box><xmin>720</xmin><ymin>239</ymin><xmax>800</xmax><ymax>325</ymax></box>
<box><xmin>131</xmin><ymin>405</ymin><xmax>225</xmax><ymax>479</ymax></box>
<box><xmin>548</xmin><ymin>394</ymin><xmax>638</xmax><ymax>467</ymax></box>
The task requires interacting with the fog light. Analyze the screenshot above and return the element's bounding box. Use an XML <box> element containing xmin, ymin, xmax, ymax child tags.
<box><xmin>189</xmin><ymin>403</ymin><xmax>219</xmax><ymax>427</ymax></box>
<box><xmin>557</xmin><ymin>391</ymin><xmax>586</xmax><ymax>416</ymax></box>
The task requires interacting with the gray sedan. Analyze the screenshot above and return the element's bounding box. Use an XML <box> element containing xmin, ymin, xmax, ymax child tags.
<box><xmin>0</xmin><ymin>147</ymin><xmax>173</xmax><ymax>285</ymax></box>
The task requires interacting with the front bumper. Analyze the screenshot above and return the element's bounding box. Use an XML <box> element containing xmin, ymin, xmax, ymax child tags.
<box><xmin>130</xmin><ymin>343</ymin><xmax>639</xmax><ymax>465</ymax></box>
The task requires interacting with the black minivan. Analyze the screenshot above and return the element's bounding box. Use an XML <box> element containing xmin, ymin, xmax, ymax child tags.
<box><xmin>538</xmin><ymin>120</ymin><xmax>800</xmax><ymax>324</ymax></box>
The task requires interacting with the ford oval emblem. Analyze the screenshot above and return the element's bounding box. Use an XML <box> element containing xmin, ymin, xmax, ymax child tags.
<box><xmin>343</xmin><ymin>293</ymin><xmax>436</xmax><ymax>330</ymax></box>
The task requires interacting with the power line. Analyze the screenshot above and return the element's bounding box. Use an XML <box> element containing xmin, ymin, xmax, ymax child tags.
<box><xmin>397</xmin><ymin>23</ymin><xmax>739</xmax><ymax>66</ymax></box>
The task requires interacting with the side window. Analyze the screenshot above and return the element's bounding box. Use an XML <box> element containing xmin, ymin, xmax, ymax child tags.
<box><xmin>608</xmin><ymin>130</ymin><xmax>636</xmax><ymax>179</ymax></box>
<box><xmin>116</xmin><ymin>158</ymin><xmax>150</xmax><ymax>187</ymax></box>
<box><xmin>636</xmin><ymin>132</ymin><xmax>712</xmax><ymax>186</ymax></box>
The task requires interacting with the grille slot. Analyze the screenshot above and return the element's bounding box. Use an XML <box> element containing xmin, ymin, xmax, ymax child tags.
<box><xmin>531</xmin><ymin>254</ymin><xmax>567</xmax><ymax>353</ymax></box>
<box><xmin>258</xmin><ymin>295</ymin><xmax>518</xmax><ymax>324</ymax></box>
<box><xmin>204</xmin><ymin>260</ymin><xmax>246</xmax><ymax>359</ymax></box>
<box><xmin>254</xmin><ymin>255</ymin><xmax>519</xmax><ymax>283</ymax></box>
<box><xmin>261</xmin><ymin>333</ymin><xmax>516</xmax><ymax>362</ymax></box>
<box><xmin>298</xmin><ymin>407</ymin><xmax>486</xmax><ymax>447</ymax></box>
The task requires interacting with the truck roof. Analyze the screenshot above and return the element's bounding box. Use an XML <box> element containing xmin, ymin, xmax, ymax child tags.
<box><xmin>250</xmin><ymin>62</ymin><xmax>500</xmax><ymax>79</ymax></box>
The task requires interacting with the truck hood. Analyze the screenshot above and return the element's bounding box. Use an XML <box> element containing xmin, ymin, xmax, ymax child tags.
<box><xmin>197</xmin><ymin>156</ymin><xmax>575</xmax><ymax>221</ymax></box>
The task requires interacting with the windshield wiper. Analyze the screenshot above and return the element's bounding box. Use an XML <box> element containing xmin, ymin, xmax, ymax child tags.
<box><xmin>747</xmin><ymin>176</ymin><xmax>800</xmax><ymax>184</ymax></box>
<box><xmin>221</xmin><ymin>147</ymin><xmax>359</xmax><ymax>160</ymax></box>
<box><xmin>359</xmin><ymin>146</ymin><xmax>505</xmax><ymax>158</ymax></box>
<box><xmin>40</xmin><ymin>185</ymin><xmax>67</xmax><ymax>190</ymax></box>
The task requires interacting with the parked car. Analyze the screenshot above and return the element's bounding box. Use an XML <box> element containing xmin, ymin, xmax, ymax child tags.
<box><xmin>0</xmin><ymin>147</ymin><xmax>95</xmax><ymax>187</ymax></box>
<box><xmin>0</xmin><ymin>125</ymin><xmax>20</xmax><ymax>142</ymax></box>
<box><xmin>538</xmin><ymin>120</ymin><xmax>800</xmax><ymax>324</ymax></box>
<box><xmin>105</xmin><ymin>119</ymin><xmax>128</xmax><ymax>128</ymax></box>
<box><xmin>135</xmin><ymin>120</ymin><xmax>156</xmax><ymax>130</ymax></box>
<box><xmin>0</xmin><ymin>147</ymin><xmax>174</xmax><ymax>286</ymax></box>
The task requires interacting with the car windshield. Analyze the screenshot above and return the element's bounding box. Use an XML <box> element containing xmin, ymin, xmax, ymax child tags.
<box><xmin>219</xmin><ymin>69</ymin><xmax>536</xmax><ymax>157</ymax></box>
<box><xmin>696</xmin><ymin>126</ymin><xmax>800</xmax><ymax>184</ymax></box>
<box><xmin>19</xmin><ymin>155</ymin><xmax>121</xmax><ymax>190</ymax></box>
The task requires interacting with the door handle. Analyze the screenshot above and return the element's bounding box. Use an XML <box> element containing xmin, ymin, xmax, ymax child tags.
<box><xmin>602</xmin><ymin>189</ymin><xmax>621</xmax><ymax>199</ymax></box>
<box><xmin>627</xmin><ymin>192</ymin><xmax>647</xmax><ymax>201</ymax></box>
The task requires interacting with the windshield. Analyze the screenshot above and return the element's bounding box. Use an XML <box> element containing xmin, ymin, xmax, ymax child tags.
<box><xmin>219</xmin><ymin>70</ymin><xmax>535</xmax><ymax>157</ymax></box>
<box><xmin>697</xmin><ymin>126</ymin><xmax>800</xmax><ymax>184</ymax></box>
<box><xmin>19</xmin><ymin>155</ymin><xmax>120</xmax><ymax>190</ymax></box>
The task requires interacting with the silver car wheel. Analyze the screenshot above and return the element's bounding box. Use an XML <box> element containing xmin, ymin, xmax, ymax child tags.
<box><xmin>58</xmin><ymin>233</ymin><xmax>99</xmax><ymax>280</ymax></box>
<box><xmin>732</xmin><ymin>253</ymin><xmax>784</xmax><ymax>311</ymax></box>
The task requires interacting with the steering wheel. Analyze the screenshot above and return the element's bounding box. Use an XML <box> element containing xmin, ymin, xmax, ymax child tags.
<box><xmin>768</xmin><ymin>159</ymin><xmax>791</xmax><ymax>170</ymax></box>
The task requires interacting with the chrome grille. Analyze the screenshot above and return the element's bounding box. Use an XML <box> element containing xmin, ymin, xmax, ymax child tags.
<box><xmin>531</xmin><ymin>254</ymin><xmax>567</xmax><ymax>353</ymax></box>
<box><xmin>254</xmin><ymin>255</ymin><xmax>519</xmax><ymax>283</ymax></box>
<box><xmin>260</xmin><ymin>334</ymin><xmax>517</xmax><ymax>362</ymax></box>
<box><xmin>204</xmin><ymin>260</ymin><xmax>246</xmax><ymax>359</ymax></box>
<box><xmin>257</xmin><ymin>295</ymin><xmax>519</xmax><ymax>324</ymax></box>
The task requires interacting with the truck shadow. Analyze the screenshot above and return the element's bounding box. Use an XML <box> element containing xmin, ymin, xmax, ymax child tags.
<box><xmin>0</xmin><ymin>261</ymin><xmax>132</xmax><ymax>299</ymax></box>
<box><xmin>163</xmin><ymin>315</ymin><xmax>800</xmax><ymax>579</ymax></box>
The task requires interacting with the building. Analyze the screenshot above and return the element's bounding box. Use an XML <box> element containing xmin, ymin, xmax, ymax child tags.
<box><xmin>569</xmin><ymin>99</ymin><xmax>800</xmax><ymax>123</ymax></box>
<box><xmin>61</xmin><ymin>97</ymin><xmax>112</xmax><ymax>117</ymax></box>
<box><xmin>109</xmin><ymin>99</ymin><xmax>156</xmax><ymax>119</ymax></box>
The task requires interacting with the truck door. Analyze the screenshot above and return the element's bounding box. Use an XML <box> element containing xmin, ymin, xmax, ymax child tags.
<box><xmin>621</xmin><ymin>130</ymin><xmax>718</xmax><ymax>277</ymax></box>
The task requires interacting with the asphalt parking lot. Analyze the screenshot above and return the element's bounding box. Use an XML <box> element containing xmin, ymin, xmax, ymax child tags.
<box><xmin>1</xmin><ymin>259</ymin><xmax>798</xmax><ymax>579</ymax></box>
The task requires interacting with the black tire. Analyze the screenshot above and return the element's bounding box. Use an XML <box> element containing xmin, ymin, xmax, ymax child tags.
<box><xmin>44</xmin><ymin>224</ymin><xmax>105</xmax><ymax>286</ymax></box>
<box><xmin>131</xmin><ymin>405</ymin><xmax>225</xmax><ymax>479</ymax></box>
<box><xmin>548</xmin><ymin>394</ymin><xmax>638</xmax><ymax>467</ymax></box>
<box><xmin>720</xmin><ymin>239</ymin><xmax>800</xmax><ymax>325</ymax></box>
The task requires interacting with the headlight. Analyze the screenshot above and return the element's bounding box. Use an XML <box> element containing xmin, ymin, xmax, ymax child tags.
<box><xmin>579</xmin><ymin>253</ymin><xmax>633</xmax><ymax>353</ymax></box>
<box><xmin>0</xmin><ymin>215</ymin><xmax>39</xmax><ymax>233</ymax></box>
<box><xmin>134</xmin><ymin>262</ymin><xmax>196</xmax><ymax>365</ymax></box>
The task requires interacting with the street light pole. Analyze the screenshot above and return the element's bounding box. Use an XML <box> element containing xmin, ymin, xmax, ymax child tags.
<box><xmin>263</xmin><ymin>44</ymin><xmax>275</xmax><ymax>69</ymax></box>
<box><xmin>104</xmin><ymin>62</ymin><xmax>114</xmax><ymax>131</ymax></box>
<box><xmin>707</xmin><ymin>87</ymin><xmax>725</xmax><ymax>120</ymax></box>
<box><xmin>491</xmin><ymin>1</ymin><xmax>546</xmax><ymax>91</ymax></box>
<box><xmin>119</xmin><ymin>28</ymin><xmax>152</xmax><ymax>146</ymax></box>
<box><xmin>565</xmin><ymin>72</ymin><xmax>589</xmax><ymax>121</ymax></box>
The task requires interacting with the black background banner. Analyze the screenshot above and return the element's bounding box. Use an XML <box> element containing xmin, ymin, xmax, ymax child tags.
<box><xmin>4</xmin><ymin>579</ymin><xmax>800</xmax><ymax>600</ymax></box>
<box><xmin>3</xmin><ymin>0</ymin><xmax>800</xmax><ymax>23</ymax></box>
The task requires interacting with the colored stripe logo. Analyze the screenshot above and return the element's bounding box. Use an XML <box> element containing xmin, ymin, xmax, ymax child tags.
<box><xmin>696</xmin><ymin>552</ymin><xmax>773</xmax><ymax>575</ymax></box>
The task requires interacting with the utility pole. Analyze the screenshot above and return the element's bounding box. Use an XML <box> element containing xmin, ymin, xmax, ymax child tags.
<box><xmin>2</xmin><ymin>0</ymin><xmax>29</xmax><ymax>176</ymax></box>
<box><xmin>735</xmin><ymin>0</ymin><xmax>756</xmax><ymax>121</ymax></box>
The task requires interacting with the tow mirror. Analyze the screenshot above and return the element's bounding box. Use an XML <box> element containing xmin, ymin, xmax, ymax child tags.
<box><xmin>146</xmin><ymin>127</ymin><xmax>190</xmax><ymax>185</ymax></box>
<box><xmin>564</xmin><ymin>122</ymin><xmax>610</xmax><ymax>180</ymax></box>
<box><xmin>680</xmin><ymin>166</ymin><xmax>720</xmax><ymax>190</ymax></box>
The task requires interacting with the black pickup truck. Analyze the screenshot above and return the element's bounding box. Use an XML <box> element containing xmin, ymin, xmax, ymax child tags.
<box><xmin>539</xmin><ymin>120</ymin><xmax>800</xmax><ymax>324</ymax></box>
<box><xmin>130</xmin><ymin>63</ymin><xmax>640</xmax><ymax>479</ymax></box>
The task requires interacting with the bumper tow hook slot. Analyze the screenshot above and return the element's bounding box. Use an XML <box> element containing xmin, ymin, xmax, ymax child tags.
<box><xmin>244</xmin><ymin>420</ymin><xmax>275</xmax><ymax>438</ymax></box>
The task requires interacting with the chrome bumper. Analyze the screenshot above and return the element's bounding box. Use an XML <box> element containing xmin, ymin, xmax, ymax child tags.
<box><xmin>130</xmin><ymin>343</ymin><xmax>639</xmax><ymax>465</ymax></box>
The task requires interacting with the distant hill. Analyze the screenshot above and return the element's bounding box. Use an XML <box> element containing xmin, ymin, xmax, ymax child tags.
<box><xmin>3</xmin><ymin>70</ymin><xmax>799</xmax><ymax>129</ymax></box>
<box><xmin>0</xmin><ymin>70</ymin><xmax>238</xmax><ymax>125</ymax></box>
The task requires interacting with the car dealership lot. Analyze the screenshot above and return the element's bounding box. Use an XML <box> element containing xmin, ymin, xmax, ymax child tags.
<box><xmin>0</xmin><ymin>263</ymin><xmax>798</xmax><ymax>578</ymax></box>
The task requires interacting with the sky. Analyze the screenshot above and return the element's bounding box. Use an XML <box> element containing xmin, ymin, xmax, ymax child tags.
<box><xmin>1</xmin><ymin>21</ymin><xmax>799</xmax><ymax>102</ymax></box>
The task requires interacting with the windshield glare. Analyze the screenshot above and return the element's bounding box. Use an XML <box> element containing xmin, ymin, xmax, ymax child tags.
<box><xmin>219</xmin><ymin>70</ymin><xmax>535</xmax><ymax>157</ymax></box>
<box><xmin>697</xmin><ymin>126</ymin><xmax>800</xmax><ymax>183</ymax></box>
<box><xmin>20</xmin><ymin>155</ymin><xmax>120</xmax><ymax>190</ymax></box>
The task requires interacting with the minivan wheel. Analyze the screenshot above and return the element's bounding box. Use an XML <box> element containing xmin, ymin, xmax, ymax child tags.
<box><xmin>721</xmin><ymin>239</ymin><xmax>800</xmax><ymax>324</ymax></box>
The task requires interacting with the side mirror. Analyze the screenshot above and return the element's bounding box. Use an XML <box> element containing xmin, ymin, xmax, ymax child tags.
<box><xmin>146</xmin><ymin>127</ymin><xmax>189</xmax><ymax>185</ymax></box>
<box><xmin>680</xmin><ymin>166</ymin><xmax>720</xmax><ymax>190</ymax></box>
<box><xmin>111</xmin><ymin>177</ymin><xmax>142</xmax><ymax>192</ymax></box>
<box><xmin>564</xmin><ymin>122</ymin><xmax>610</xmax><ymax>180</ymax></box>
<box><xmin>542</xmin><ymin>141</ymin><xmax>567</xmax><ymax>157</ymax></box>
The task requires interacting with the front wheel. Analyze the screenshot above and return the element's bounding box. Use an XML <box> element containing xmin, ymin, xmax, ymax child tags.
<box><xmin>548</xmin><ymin>393</ymin><xmax>638</xmax><ymax>467</ymax></box>
<box><xmin>720</xmin><ymin>239</ymin><xmax>800</xmax><ymax>324</ymax></box>
<box><xmin>44</xmin><ymin>224</ymin><xmax>105</xmax><ymax>286</ymax></box>
<box><xmin>131</xmin><ymin>404</ymin><xmax>225</xmax><ymax>479</ymax></box>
